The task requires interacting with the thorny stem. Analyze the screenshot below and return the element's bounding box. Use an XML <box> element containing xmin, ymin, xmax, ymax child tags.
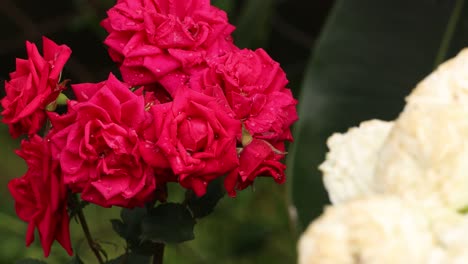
<box><xmin>74</xmin><ymin>195</ymin><xmax>105</xmax><ymax>264</ymax></box>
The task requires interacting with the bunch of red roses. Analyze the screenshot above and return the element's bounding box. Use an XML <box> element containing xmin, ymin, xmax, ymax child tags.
<box><xmin>2</xmin><ymin>0</ymin><xmax>297</xmax><ymax>257</ymax></box>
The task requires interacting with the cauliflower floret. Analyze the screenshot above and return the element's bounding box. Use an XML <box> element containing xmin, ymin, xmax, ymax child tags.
<box><xmin>298</xmin><ymin>196</ymin><xmax>436</xmax><ymax>264</ymax></box>
<box><xmin>319</xmin><ymin>120</ymin><xmax>392</xmax><ymax>204</ymax></box>
<box><xmin>374</xmin><ymin>49</ymin><xmax>468</xmax><ymax>211</ymax></box>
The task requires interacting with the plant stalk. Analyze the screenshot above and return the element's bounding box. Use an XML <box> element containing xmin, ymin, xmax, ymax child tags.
<box><xmin>75</xmin><ymin>197</ymin><xmax>105</xmax><ymax>264</ymax></box>
<box><xmin>152</xmin><ymin>243</ymin><xmax>165</xmax><ymax>264</ymax></box>
<box><xmin>434</xmin><ymin>0</ymin><xmax>465</xmax><ymax>67</ymax></box>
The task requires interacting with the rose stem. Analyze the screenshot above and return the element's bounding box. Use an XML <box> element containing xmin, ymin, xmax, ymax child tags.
<box><xmin>152</xmin><ymin>243</ymin><xmax>165</xmax><ymax>264</ymax></box>
<box><xmin>75</xmin><ymin>197</ymin><xmax>105</xmax><ymax>264</ymax></box>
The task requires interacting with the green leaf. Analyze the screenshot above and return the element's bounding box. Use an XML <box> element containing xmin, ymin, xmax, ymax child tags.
<box><xmin>287</xmin><ymin>0</ymin><xmax>468</xmax><ymax>232</ymax></box>
<box><xmin>111</xmin><ymin>208</ymin><xmax>163</xmax><ymax>256</ymax></box>
<box><xmin>68</xmin><ymin>255</ymin><xmax>84</xmax><ymax>264</ymax></box>
<box><xmin>234</xmin><ymin>0</ymin><xmax>275</xmax><ymax>48</ymax></box>
<box><xmin>15</xmin><ymin>259</ymin><xmax>47</xmax><ymax>264</ymax></box>
<box><xmin>110</xmin><ymin>219</ymin><xmax>126</xmax><ymax>239</ymax></box>
<box><xmin>68</xmin><ymin>195</ymin><xmax>89</xmax><ymax>221</ymax></box>
<box><xmin>111</xmin><ymin>207</ymin><xmax>146</xmax><ymax>241</ymax></box>
<box><xmin>141</xmin><ymin>203</ymin><xmax>196</xmax><ymax>244</ymax></box>
<box><xmin>187</xmin><ymin>178</ymin><xmax>225</xmax><ymax>218</ymax></box>
<box><xmin>104</xmin><ymin>252</ymin><xmax>150</xmax><ymax>264</ymax></box>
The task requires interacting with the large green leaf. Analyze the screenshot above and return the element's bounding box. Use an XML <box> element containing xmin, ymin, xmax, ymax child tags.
<box><xmin>287</xmin><ymin>0</ymin><xmax>468</xmax><ymax>231</ymax></box>
<box><xmin>186</xmin><ymin>178</ymin><xmax>225</xmax><ymax>219</ymax></box>
<box><xmin>141</xmin><ymin>203</ymin><xmax>196</xmax><ymax>244</ymax></box>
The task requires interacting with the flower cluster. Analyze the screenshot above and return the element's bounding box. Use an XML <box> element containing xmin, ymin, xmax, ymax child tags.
<box><xmin>1</xmin><ymin>0</ymin><xmax>297</xmax><ymax>257</ymax></box>
<box><xmin>298</xmin><ymin>49</ymin><xmax>468</xmax><ymax>263</ymax></box>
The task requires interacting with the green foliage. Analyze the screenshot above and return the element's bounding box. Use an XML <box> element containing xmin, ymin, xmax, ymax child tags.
<box><xmin>287</xmin><ymin>0</ymin><xmax>468</xmax><ymax>231</ymax></box>
<box><xmin>141</xmin><ymin>203</ymin><xmax>196</xmax><ymax>244</ymax></box>
<box><xmin>104</xmin><ymin>252</ymin><xmax>150</xmax><ymax>264</ymax></box>
<box><xmin>111</xmin><ymin>208</ymin><xmax>146</xmax><ymax>243</ymax></box>
<box><xmin>67</xmin><ymin>255</ymin><xmax>84</xmax><ymax>264</ymax></box>
<box><xmin>15</xmin><ymin>259</ymin><xmax>47</xmax><ymax>264</ymax></box>
<box><xmin>187</xmin><ymin>179</ymin><xmax>225</xmax><ymax>219</ymax></box>
<box><xmin>110</xmin><ymin>207</ymin><xmax>156</xmax><ymax>256</ymax></box>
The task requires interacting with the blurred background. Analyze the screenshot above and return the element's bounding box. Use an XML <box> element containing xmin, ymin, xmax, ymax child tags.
<box><xmin>2</xmin><ymin>0</ymin><xmax>468</xmax><ymax>263</ymax></box>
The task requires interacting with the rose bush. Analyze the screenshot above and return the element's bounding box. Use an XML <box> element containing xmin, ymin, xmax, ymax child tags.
<box><xmin>48</xmin><ymin>74</ymin><xmax>157</xmax><ymax>208</ymax></box>
<box><xmin>141</xmin><ymin>86</ymin><xmax>241</xmax><ymax>196</ymax></box>
<box><xmin>8</xmin><ymin>135</ymin><xmax>73</xmax><ymax>257</ymax></box>
<box><xmin>224</xmin><ymin>139</ymin><xmax>286</xmax><ymax>197</ymax></box>
<box><xmin>189</xmin><ymin>48</ymin><xmax>298</xmax><ymax>141</ymax></box>
<box><xmin>3</xmin><ymin>0</ymin><xmax>298</xmax><ymax>259</ymax></box>
<box><xmin>1</xmin><ymin>37</ymin><xmax>71</xmax><ymax>138</ymax></box>
<box><xmin>101</xmin><ymin>0</ymin><xmax>236</xmax><ymax>86</ymax></box>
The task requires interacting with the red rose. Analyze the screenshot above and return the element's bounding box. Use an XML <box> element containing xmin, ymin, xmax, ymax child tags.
<box><xmin>141</xmin><ymin>86</ymin><xmax>241</xmax><ymax>196</ymax></box>
<box><xmin>48</xmin><ymin>74</ymin><xmax>156</xmax><ymax>208</ymax></box>
<box><xmin>101</xmin><ymin>0</ymin><xmax>236</xmax><ymax>86</ymax></box>
<box><xmin>190</xmin><ymin>48</ymin><xmax>298</xmax><ymax>141</ymax></box>
<box><xmin>1</xmin><ymin>37</ymin><xmax>71</xmax><ymax>138</ymax></box>
<box><xmin>8</xmin><ymin>135</ymin><xmax>73</xmax><ymax>257</ymax></box>
<box><xmin>224</xmin><ymin>139</ymin><xmax>286</xmax><ymax>197</ymax></box>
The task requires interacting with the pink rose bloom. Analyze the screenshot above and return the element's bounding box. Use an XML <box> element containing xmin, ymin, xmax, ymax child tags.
<box><xmin>101</xmin><ymin>0</ymin><xmax>236</xmax><ymax>86</ymax></box>
<box><xmin>224</xmin><ymin>139</ymin><xmax>286</xmax><ymax>197</ymax></box>
<box><xmin>8</xmin><ymin>135</ymin><xmax>73</xmax><ymax>257</ymax></box>
<box><xmin>1</xmin><ymin>37</ymin><xmax>71</xmax><ymax>138</ymax></box>
<box><xmin>141</xmin><ymin>86</ymin><xmax>241</xmax><ymax>196</ymax></box>
<box><xmin>48</xmin><ymin>74</ymin><xmax>156</xmax><ymax>208</ymax></box>
<box><xmin>190</xmin><ymin>48</ymin><xmax>298</xmax><ymax>141</ymax></box>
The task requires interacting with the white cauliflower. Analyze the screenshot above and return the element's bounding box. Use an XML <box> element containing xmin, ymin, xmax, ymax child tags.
<box><xmin>374</xmin><ymin>48</ymin><xmax>468</xmax><ymax>211</ymax></box>
<box><xmin>297</xmin><ymin>196</ymin><xmax>468</xmax><ymax>264</ymax></box>
<box><xmin>320</xmin><ymin>49</ymin><xmax>468</xmax><ymax>210</ymax></box>
<box><xmin>297</xmin><ymin>196</ymin><xmax>437</xmax><ymax>264</ymax></box>
<box><xmin>319</xmin><ymin>120</ymin><xmax>393</xmax><ymax>204</ymax></box>
<box><xmin>304</xmin><ymin>48</ymin><xmax>468</xmax><ymax>264</ymax></box>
